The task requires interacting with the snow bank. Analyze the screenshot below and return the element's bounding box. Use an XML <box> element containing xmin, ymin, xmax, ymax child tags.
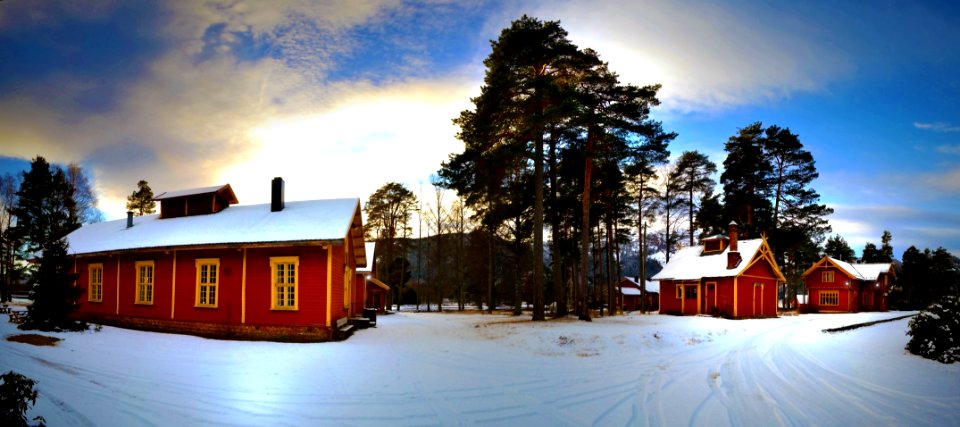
<box><xmin>2</xmin><ymin>312</ymin><xmax>957</xmax><ymax>426</ymax></box>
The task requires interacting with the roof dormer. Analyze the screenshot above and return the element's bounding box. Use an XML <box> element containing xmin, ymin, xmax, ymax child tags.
<box><xmin>154</xmin><ymin>184</ymin><xmax>238</xmax><ymax>219</ymax></box>
<box><xmin>702</xmin><ymin>234</ymin><xmax>729</xmax><ymax>254</ymax></box>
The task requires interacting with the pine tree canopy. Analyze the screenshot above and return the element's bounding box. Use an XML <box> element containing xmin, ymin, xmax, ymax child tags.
<box><xmin>823</xmin><ymin>235</ymin><xmax>856</xmax><ymax>262</ymax></box>
<box><xmin>10</xmin><ymin>157</ymin><xmax>80</xmax><ymax>253</ymax></box>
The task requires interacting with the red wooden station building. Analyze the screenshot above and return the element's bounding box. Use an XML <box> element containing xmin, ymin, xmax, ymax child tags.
<box><xmin>653</xmin><ymin>222</ymin><xmax>785</xmax><ymax>318</ymax></box>
<box><xmin>66</xmin><ymin>178</ymin><xmax>370</xmax><ymax>341</ymax></box>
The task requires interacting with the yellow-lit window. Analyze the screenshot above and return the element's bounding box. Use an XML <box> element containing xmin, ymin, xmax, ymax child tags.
<box><xmin>270</xmin><ymin>257</ymin><xmax>298</xmax><ymax>310</ymax></box>
<box><xmin>822</xmin><ymin>271</ymin><xmax>835</xmax><ymax>283</ymax></box>
<box><xmin>819</xmin><ymin>291</ymin><xmax>839</xmax><ymax>306</ymax></box>
<box><xmin>195</xmin><ymin>259</ymin><xmax>219</xmax><ymax>307</ymax></box>
<box><xmin>135</xmin><ymin>261</ymin><xmax>154</xmax><ymax>305</ymax></box>
<box><xmin>88</xmin><ymin>264</ymin><xmax>103</xmax><ymax>302</ymax></box>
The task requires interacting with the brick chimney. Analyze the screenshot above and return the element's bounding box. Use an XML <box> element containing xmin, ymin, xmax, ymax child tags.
<box><xmin>271</xmin><ymin>177</ymin><xmax>284</xmax><ymax>212</ymax></box>
<box><xmin>727</xmin><ymin>221</ymin><xmax>741</xmax><ymax>269</ymax></box>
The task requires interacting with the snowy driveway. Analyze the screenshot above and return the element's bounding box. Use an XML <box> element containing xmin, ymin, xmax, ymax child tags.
<box><xmin>2</xmin><ymin>312</ymin><xmax>958</xmax><ymax>426</ymax></box>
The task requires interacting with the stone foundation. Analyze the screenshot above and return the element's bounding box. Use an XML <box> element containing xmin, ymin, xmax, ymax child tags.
<box><xmin>75</xmin><ymin>314</ymin><xmax>334</xmax><ymax>342</ymax></box>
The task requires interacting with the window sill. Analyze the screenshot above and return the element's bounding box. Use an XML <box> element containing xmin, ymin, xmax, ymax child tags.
<box><xmin>194</xmin><ymin>305</ymin><xmax>218</xmax><ymax>309</ymax></box>
<box><xmin>134</xmin><ymin>302</ymin><xmax>154</xmax><ymax>306</ymax></box>
<box><xmin>270</xmin><ymin>307</ymin><xmax>299</xmax><ymax>311</ymax></box>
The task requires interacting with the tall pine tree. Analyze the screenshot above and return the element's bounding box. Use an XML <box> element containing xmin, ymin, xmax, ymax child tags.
<box><xmin>10</xmin><ymin>157</ymin><xmax>84</xmax><ymax>331</ymax></box>
<box><xmin>440</xmin><ymin>16</ymin><xmax>672</xmax><ymax>320</ymax></box>
<box><xmin>720</xmin><ymin>122</ymin><xmax>772</xmax><ymax>238</ymax></box>
<box><xmin>126</xmin><ymin>179</ymin><xmax>156</xmax><ymax>216</ymax></box>
<box><xmin>363</xmin><ymin>182</ymin><xmax>417</xmax><ymax>311</ymax></box>
<box><xmin>668</xmin><ymin>150</ymin><xmax>716</xmax><ymax>246</ymax></box>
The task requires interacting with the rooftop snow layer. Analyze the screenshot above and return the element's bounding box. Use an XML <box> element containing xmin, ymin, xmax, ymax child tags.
<box><xmin>652</xmin><ymin>239</ymin><xmax>764</xmax><ymax>281</ymax></box>
<box><xmin>67</xmin><ymin>198</ymin><xmax>360</xmax><ymax>255</ymax></box>
<box><xmin>621</xmin><ymin>277</ymin><xmax>660</xmax><ymax>293</ymax></box>
<box><xmin>358</xmin><ymin>242</ymin><xmax>376</xmax><ymax>273</ymax></box>
<box><xmin>826</xmin><ymin>257</ymin><xmax>892</xmax><ymax>280</ymax></box>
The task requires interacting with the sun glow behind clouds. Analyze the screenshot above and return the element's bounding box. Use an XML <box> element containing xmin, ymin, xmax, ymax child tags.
<box><xmin>219</xmin><ymin>79</ymin><xmax>476</xmax><ymax>205</ymax></box>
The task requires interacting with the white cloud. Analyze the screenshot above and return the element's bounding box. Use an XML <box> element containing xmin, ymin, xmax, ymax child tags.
<box><xmin>914</xmin><ymin>121</ymin><xmax>960</xmax><ymax>132</ymax></box>
<box><xmin>218</xmin><ymin>76</ymin><xmax>477</xmax><ymax>206</ymax></box>
<box><xmin>0</xmin><ymin>0</ymin><xmax>474</xmax><ymax>220</ymax></box>
<box><xmin>923</xmin><ymin>167</ymin><xmax>960</xmax><ymax>194</ymax></box>
<box><xmin>935</xmin><ymin>144</ymin><xmax>960</xmax><ymax>155</ymax></box>
<box><xmin>522</xmin><ymin>0</ymin><xmax>851</xmax><ymax>114</ymax></box>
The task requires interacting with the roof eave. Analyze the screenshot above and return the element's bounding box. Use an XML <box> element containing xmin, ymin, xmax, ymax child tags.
<box><xmin>69</xmin><ymin>238</ymin><xmax>346</xmax><ymax>258</ymax></box>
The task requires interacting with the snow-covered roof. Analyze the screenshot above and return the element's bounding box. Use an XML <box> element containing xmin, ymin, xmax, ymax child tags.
<box><xmin>358</xmin><ymin>242</ymin><xmax>376</xmax><ymax>273</ymax></box>
<box><xmin>651</xmin><ymin>239</ymin><xmax>778</xmax><ymax>281</ymax></box>
<box><xmin>620</xmin><ymin>277</ymin><xmax>660</xmax><ymax>293</ymax></box>
<box><xmin>806</xmin><ymin>257</ymin><xmax>893</xmax><ymax>281</ymax></box>
<box><xmin>854</xmin><ymin>263</ymin><xmax>894</xmax><ymax>280</ymax></box>
<box><xmin>67</xmin><ymin>198</ymin><xmax>362</xmax><ymax>256</ymax></box>
<box><xmin>154</xmin><ymin>184</ymin><xmax>234</xmax><ymax>200</ymax></box>
<box><xmin>621</xmin><ymin>287</ymin><xmax>642</xmax><ymax>296</ymax></box>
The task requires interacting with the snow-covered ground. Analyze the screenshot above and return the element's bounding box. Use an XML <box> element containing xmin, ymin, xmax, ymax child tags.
<box><xmin>2</xmin><ymin>311</ymin><xmax>958</xmax><ymax>426</ymax></box>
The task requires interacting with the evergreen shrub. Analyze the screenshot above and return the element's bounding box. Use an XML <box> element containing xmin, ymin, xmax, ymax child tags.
<box><xmin>906</xmin><ymin>295</ymin><xmax>959</xmax><ymax>364</ymax></box>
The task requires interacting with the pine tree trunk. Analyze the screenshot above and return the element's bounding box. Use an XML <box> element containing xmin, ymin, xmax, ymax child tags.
<box><xmin>532</xmin><ymin>117</ymin><xmax>545</xmax><ymax>321</ymax></box>
<box><xmin>549</xmin><ymin>130</ymin><xmax>567</xmax><ymax>317</ymax></box>
<box><xmin>606</xmin><ymin>217</ymin><xmax>615</xmax><ymax>315</ymax></box>
<box><xmin>593</xmin><ymin>219</ymin><xmax>606</xmax><ymax>317</ymax></box>
<box><xmin>689</xmin><ymin>184</ymin><xmax>695</xmax><ymax>246</ymax></box>
<box><xmin>487</xmin><ymin>229</ymin><xmax>494</xmax><ymax>313</ymax></box>
<box><xmin>578</xmin><ymin>129</ymin><xmax>595</xmax><ymax>321</ymax></box>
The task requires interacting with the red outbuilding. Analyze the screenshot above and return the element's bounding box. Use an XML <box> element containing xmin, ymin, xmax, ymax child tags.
<box><xmin>617</xmin><ymin>277</ymin><xmax>659</xmax><ymax>312</ymax></box>
<box><xmin>66</xmin><ymin>178</ymin><xmax>368</xmax><ymax>341</ymax></box>
<box><xmin>357</xmin><ymin>241</ymin><xmax>390</xmax><ymax>313</ymax></box>
<box><xmin>801</xmin><ymin>256</ymin><xmax>894</xmax><ymax>313</ymax></box>
<box><xmin>653</xmin><ymin>222</ymin><xmax>785</xmax><ymax>318</ymax></box>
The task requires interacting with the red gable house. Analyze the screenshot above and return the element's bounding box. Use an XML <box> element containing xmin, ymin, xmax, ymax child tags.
<box><xmin>65</xmin><ymin>178</ymin><xmax>367</xmax><ymax>341</ymax></box>
<box><xmin>653</xmin><ymin>222</ymin><xmax>785</xmax><ymax>318</ymax></box>
<box><xmin>802</xmin><ymin>256</ymin><xmax>894</xmax><ymax>313</ymax></box>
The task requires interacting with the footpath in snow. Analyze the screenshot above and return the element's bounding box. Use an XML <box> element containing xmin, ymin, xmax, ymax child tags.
<box><xmin>2</xmin><ymin>311</ymin><xmax>958</xmax><ymax>426</ymax></box>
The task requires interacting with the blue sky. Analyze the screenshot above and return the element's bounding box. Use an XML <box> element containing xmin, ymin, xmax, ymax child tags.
<box><xmin>0</xmin><ymin>0</ymin><xmax>957</xmax><ymax>257</ymax></box>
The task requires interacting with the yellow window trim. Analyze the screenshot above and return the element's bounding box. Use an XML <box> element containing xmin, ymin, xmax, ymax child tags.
<box><xmin>270</xmin><ymin>256</ymin><xmax>299</xmax><ymax>311</ymax></box>
<box><xmin>194</xmin><ymin>258</ymin><xmax>220</xmax><ymax>308</ymax></box>
<box><xmin>676</xmin><ymin>284</ymin><xmax>682</xmax><ymax>299</ymax></box>
<box><xmin>88</xmin><ymin>263</ymin><xmax>103</xmax><ymax>303</ymax></box>
<box><xmin>134</xmin><ymin>260</ymin><xmax>155</xmax><ymax>305</ymax></box>
<box><xmin>823</xmin><ymin>271</ymin><xmax>835</xmax><ymax>283</ymax></box>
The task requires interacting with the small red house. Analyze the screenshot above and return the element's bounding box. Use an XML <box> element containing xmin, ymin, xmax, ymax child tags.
<box><xmin>617</xmin><ymin>277</ymin><xmax>659</xmax><ymax>312</ymax></box>
<box><xmin>801</xmin><ymin>256</ymin><xmax>894</xmax><ymax>313</ymax></box>
<box><xmin>653</xmin><ymin>222</ymin><xmax>785</xmax><ymax>318</ymax></box>
<box><xmin>66</xmin><ymin>178</ymin><xmax>367</xmax><ymax>341</ymax></box>
<box><xmin>357</xmin><ymin>241</ymin><xmax>390</xmax><ymax>313</ymax></box>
